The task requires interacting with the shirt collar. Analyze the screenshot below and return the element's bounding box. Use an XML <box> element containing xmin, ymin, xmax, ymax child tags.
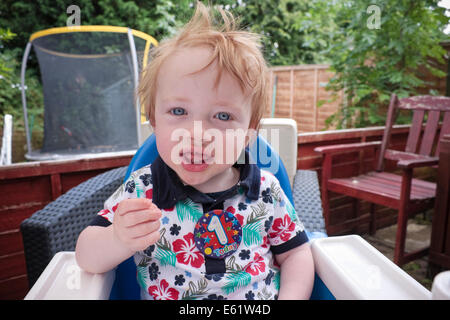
<box><xmin>151</xmin><ymin>149</ymin><xmax>260</xmax><ymax>209</ymax></box>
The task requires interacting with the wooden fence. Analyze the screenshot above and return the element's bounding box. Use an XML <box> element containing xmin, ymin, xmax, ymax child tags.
<box><xmin>264</xmin><ymin>52</ymin><xmax>449</xmax><ymax>133</ymax></box>
<box><xmin>265</xmin><ymin>65</ymin><xmax>342</xmax><ymax>133</ymax></box>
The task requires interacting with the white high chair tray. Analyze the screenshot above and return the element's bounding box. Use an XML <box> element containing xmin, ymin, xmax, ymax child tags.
<box><xmin>25</xmin><ymin>236</ymin><xmax>432</xmax><ymax>300</ymax></box>
<box><xmin>311</xmin><ymin>235</ymin><xmax>431</xmax><ymax>300</ymax></box>
<box><xmin>24</xmin><ymin>252</ymin><xmax>115</xmax><ymax>300</ymax></box>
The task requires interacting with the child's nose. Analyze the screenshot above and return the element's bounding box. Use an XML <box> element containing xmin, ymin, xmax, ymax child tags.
<box><xmin>184</xmin><ymin>120</ymin><xmax>210</xmax><ymax>145</ymax></box>
<box><xmin>190</xmin><ymin>138</ymin><xmax>211</xmax><ymax>153</ymax></box>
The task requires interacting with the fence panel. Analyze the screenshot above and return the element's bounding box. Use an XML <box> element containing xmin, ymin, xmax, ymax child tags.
<box><xmin>265</xmin><ymin>65</ymin><xmax>342</xmax><ymax>132</ymax></box>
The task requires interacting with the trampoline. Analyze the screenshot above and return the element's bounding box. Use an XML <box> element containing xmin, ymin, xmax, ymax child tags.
<box><xmin>20</xmin><ymin>26</ymin><xmax>158</xmax><ymax>161</ymax></box>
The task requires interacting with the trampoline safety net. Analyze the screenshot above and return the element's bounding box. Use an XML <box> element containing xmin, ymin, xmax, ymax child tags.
<box><xmin>25</xmin><ymin>28</ymin><xmax>155</xmax><ymax>159</ymax></box>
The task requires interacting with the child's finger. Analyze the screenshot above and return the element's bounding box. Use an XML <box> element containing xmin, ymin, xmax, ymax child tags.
<box><xmin>132</xmin><ymin>231</ymin><xmax>161</xmax><ymax>251</ymax></box>
<box><xmin>121</xmin><ymin>210</ymin><xmax>151</xmax><ymax>227</ymax></box>
<box><xmin>149</xmin><ymin>207</ymin><xmax>162</xmax><ymax>219</ymax></box>
<box><xmin>129</xmin><ymin>220</ymin><xmax>161</xmax><ymax>239</ymax></box>
<box><xmin>117</xmin><ymin>198</ymin><xmax>156</xmax><ymax>216</ymax></box>
<box><xmin>122</xmin><ymin>208</ymin><xmax>161</xmax><ymax>227</ymax></box>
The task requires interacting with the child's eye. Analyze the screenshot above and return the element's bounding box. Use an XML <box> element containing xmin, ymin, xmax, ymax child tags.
<box><xmin>170</xmin><ymin>107</ymin><xmax>186</xmax><ymax>116</ymax></box>
<box><xmin>215</xmin><ymin>112</ymin><xmax>231</xmax><ymax>121</ymax></box>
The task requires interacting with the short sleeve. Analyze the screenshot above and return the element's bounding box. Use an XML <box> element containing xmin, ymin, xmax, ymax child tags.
<box><xmin>91</xmin><ymin>166</ymin><xmax>153</xmax><ymax>225</ymax></box>
<box><xmin>266</xmin><ymin>177</ymin><xmax>308</xmax><ymax>254</ymax></box>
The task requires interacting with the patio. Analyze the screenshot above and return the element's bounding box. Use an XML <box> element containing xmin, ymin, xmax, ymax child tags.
<box><xmin>363</xmin><ymin>218</ymin><xmax>433</xmax><ymax>289</ymax></box>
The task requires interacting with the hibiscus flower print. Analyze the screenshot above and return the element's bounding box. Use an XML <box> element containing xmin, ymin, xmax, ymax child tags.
<box><xmin>245</xmin><ymin>253</ymin><xmax>266</xmax><ymax>276</ymax></box>
<box><xmin>235</xmin><ymin>213</ymin><xmax>244</xmax><ymax>226</ymax></box>
<box><xmin>98</xmin><ymin>208</ymin><xmax>114</xmax><ymax>223</ymax></box>
<box><xmin>225</xmin><ymin>206</ymin><xmax>235</xmax><ymax>214</ymax></box>
<box><xmin>148</xmin><ymin>279</ymin><xmax>179</xmax><ymax>300</ymax></box>
<box><xmin>269</xmin><ymin>215</ymin><xmax>295</xmax><ymax>242</ymax></box>
<box><xmin>173</xmin><ymin>233</ymin><xmax>204</xmax><ymax>268</ymax></box>
<box><xmin>261</xmin><ymin>235</ymin><xmax>269</xmax><ymax>249</ymax></box>
<box><xmin>99</xmin><ymin>209</ymin><xmax>110</xmax><ymax>217</ymax></box>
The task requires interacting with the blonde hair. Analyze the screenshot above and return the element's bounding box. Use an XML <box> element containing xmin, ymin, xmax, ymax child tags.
<box><xmin>137</xmin><ymin>1</ymin><xmax>269</xmax><ymax>130</ymax></box>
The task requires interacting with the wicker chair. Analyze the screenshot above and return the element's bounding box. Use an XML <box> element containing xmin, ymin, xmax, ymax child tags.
<box><xmin>20</xmin><ymin>166</ymin><xmax>128</xmax><ymax>287</ymax></box>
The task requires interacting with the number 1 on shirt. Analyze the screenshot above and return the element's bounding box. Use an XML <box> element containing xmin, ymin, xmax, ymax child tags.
<box><xmin>207</xmin><ymin>215</ymin><xmax>228</xmax><ymax>245</ymax></box>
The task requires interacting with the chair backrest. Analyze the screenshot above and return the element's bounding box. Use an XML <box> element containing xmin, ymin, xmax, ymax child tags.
<box><xmin>114</xmin><ymin>133</ymin><xmax>333</xmax><ymax>300</ymax></box>
<box><xmin>258</xmin><ymin>118</ymin><xmax>298</xmax><ymax>187</ymax></box>
<box><xmin>112</xmin><ymin>133</ymin><xmax>295</xmax><ymax>299</ymax></box>
<box><xmin>377</xmin><ymin>94</ymin><xmax>450</xmax><ymax>171</ymax></box>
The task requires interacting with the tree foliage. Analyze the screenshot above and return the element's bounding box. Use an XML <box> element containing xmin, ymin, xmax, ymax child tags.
<box><xmin>0</xmin><ymin>29</ymin><xmax>16</xmax><ymax>80</ymax></box>
<box><xmin>0</xmin><ymin>0</ymin><xmax>332</xmax><ymax>69</ymax></box>
<box><xmin>0</xmin><ymin>0</ymin><xmax>192</xmax><ymax>51</ymax></box>
<box><xmin>0</xmin><ymin>28</ymin><xmax>43</xmax><ymax>130</ymax></box>
<box><xmin>0</xmin><ymin>0</ymin><xmax>193</xmax><ymax>129</ymax></box>
<box><xmin>323</xmin><ymin>0</ymin><xmax>448</xmax><ymax>128</ymax></box>
<box><xmin>225</xmin><ymin>0</ymin><xmax>333</xmax><ymax>65</ymax></box>
<box><xmin>0</xmin><ymin>0</ymin><xmax>448</xmax><ymax>131</ymax></box>
<box><xmin>0</xmin><ymin>0</ymin><xmax>333</xmax><ymax>131</ymax></box>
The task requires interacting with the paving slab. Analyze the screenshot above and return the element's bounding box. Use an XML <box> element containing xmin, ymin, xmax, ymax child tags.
<box><xmin>361</xmin><ymin>220</ymin><xmax>433</xmax><ymax>290</ymax></box>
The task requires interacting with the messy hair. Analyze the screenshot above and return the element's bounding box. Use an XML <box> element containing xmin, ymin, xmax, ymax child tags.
<box><xmin>137</xmin><ymin>1</ymin><xmax>269</xmax><ymax>130</ymax></box>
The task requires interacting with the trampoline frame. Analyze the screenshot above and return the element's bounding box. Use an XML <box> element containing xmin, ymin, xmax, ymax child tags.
<box><xmin>20</xmin><ymin>26</ymin><xmax>158</xmax><ymax>161</ymax></box>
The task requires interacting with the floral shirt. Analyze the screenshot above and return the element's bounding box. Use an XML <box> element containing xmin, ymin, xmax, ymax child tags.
<box><xmin>94</xmin><ymin>155</ymin><xmax>308</xmax><ymax>300</ymax></box>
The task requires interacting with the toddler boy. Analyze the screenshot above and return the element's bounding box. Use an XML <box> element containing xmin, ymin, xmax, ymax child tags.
<box><xmin>76</xmin><ymin>2</ymin><xmax>314</xmax><ymax>300</ymax></box>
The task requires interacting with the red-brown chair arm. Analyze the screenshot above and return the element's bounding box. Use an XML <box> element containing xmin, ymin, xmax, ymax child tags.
<box><xmin>314</xmin><ymin>141</ymin><xmax>381</xmax><ymax>156</ymax></box>
<box><xmin>397</xmin><ymin>156</ymin><xmax>439</xmax><ymax>169</ymax></box>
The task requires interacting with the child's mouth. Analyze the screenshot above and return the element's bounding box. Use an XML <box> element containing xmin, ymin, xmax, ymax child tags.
<box><xmin>180</xmin><ymin>151</ymin><xmax>211</xmax><ymax>172</ymax></box>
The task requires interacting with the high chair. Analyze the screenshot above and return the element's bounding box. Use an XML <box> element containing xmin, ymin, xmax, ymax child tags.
<box><xmin>22</xmin><ymin>131</ymin><xmax>433</xmax><ymax>300</ymax></box>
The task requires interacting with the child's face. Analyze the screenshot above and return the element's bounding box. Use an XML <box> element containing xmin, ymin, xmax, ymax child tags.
<box><xmin>152</xmin><ymin>46</ymin><xmax>253</xmax><ymax>191</ymax></box>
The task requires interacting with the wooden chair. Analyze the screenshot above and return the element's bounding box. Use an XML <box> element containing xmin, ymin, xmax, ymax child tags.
<box><xmin>315</xmin><ymin>94</ymin><xmax>450</xmax><ymax>265</ymax></box>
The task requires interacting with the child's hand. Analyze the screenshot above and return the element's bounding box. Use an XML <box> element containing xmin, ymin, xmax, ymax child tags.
<box><xmin>112</xmin><ymin>198</ymin><xmax>162</xmax><ymax>252</ymax></box>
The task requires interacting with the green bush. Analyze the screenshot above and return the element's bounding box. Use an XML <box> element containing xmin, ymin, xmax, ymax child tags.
<box><xmin>0</xmin><ymin>1</ymin><xmax>194</xmax><ymax>133</ymax></box>
<box><xmin>323</xmin><ymin>0</ymin><xmax>448</xmax><ymax>129</ymax></box>
<box><xmin>0</xmin><ymin>29</ymin><xmax>43</xmax><ymax>132</ymax></box>
<box><xmin>1</xmin><ymin>1</ymin><xmax>447</xmax><ymax>133</ymax></box>
<box><xmin>0</xmin><ymin>0</ymin><xmax>334</xmax><ymax>66</ymax></box>
<box><xmin>0</xmin><ymin>0</ymin><xmax>192</xmax><ymax>53</ymax></box>
<box><xmin>0</xmin><ymin>0</ymin><xmax>334</xmax><ymax>134</ymax></box>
